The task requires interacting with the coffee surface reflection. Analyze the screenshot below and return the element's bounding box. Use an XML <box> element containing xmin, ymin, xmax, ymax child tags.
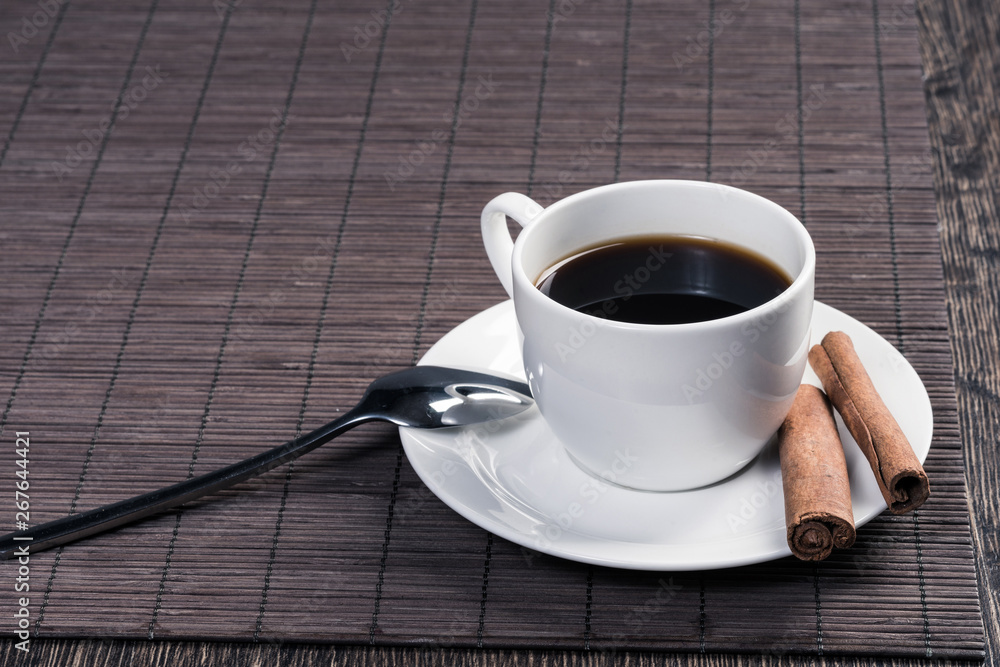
<box><xmin>535</xmin><ymin>234</ymin><xmax>792</xmax><ymax>325</ymax></box>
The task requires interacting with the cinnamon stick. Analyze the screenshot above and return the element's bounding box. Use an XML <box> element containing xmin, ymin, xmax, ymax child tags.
<box><xmin>808</xmin><ymin>331</ymin><xmax>929</xmax><ymax>514</ymax></box>
<box><xmin>779</xmin><ymin>384</ymin><xmax>856</xmax><ymax>561</ymax></box>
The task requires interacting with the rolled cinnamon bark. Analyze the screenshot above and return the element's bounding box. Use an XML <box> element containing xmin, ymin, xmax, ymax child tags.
<box><xmin>808</xmin><ymin>331</ymin><xmax>929</xmax><ymax>514</ymax></box>
<box><xmin>779</xmin><ymin>384</ymin><xmax>856</xmax><ymax>561</ymax></box>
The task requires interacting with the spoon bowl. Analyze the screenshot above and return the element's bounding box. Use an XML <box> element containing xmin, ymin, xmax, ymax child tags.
<box><xmin>356</xmin><ymin>365</ymin><xmax>533</xmax><ymax>428</ymax></box>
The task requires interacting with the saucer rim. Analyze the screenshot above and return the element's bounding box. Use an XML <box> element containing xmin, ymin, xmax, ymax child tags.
<box><xmin>399</xmin><ymin>300</ymin><xmax>932</xmax><ymax>571</ymax></box>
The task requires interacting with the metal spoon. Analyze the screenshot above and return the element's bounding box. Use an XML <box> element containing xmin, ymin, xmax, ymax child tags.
<box><xmin>0</xmin><ymin>365</ymin><xmax>532</xmax><ymax>559</ymax></box>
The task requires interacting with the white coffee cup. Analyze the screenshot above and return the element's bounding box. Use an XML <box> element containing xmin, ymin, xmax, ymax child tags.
<box><xmin>481</xmin><ymin>180</ymin><xmax>815</xmax><ymax>491</ymax></box>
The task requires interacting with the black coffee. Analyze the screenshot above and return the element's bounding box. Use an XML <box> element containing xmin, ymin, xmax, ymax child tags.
<box><xmin>535</xmin><ymin>235</ymin><xmax>791</xmax><ymax>325</ymax></box>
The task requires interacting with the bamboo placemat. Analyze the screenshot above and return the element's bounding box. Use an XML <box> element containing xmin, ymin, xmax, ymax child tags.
<box><xmin>0</xmin><ymin>0</ymin><xmax>984</xmax><ymax>658</ymax></box>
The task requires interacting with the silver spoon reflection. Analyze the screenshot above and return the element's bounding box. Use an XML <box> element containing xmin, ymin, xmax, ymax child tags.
<box><xmin>0</xmin><ymin>366</ymin><xmax>532</xmax><ymax>559</ymax></box>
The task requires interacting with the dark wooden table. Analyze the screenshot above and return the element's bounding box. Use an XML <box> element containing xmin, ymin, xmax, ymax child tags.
<box><xmin>1</xmin><ymin>0</ymin><xmax>997</xmax><ymax>664</ymax></box>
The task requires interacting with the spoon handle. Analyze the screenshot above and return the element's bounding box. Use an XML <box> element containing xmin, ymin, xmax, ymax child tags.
<box><xmin>0</xmin><ymin>406</ymin><xmax>372</xmax><ymax>560</ymax></box>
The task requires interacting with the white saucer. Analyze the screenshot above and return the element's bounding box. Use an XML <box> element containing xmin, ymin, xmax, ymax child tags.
<box><xmin>399</xmin><ymin>301</ymin><xmax>932</xmax><ymax>571</ymax></box>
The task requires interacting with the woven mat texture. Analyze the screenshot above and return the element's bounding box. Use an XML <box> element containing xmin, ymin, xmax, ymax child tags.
<box><xmin>0</xmin><ymin>0</ymin><xmax>985</xmax><ymax>658</ymax></box>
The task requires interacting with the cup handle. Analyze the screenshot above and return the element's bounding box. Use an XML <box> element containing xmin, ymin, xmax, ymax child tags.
<box><xmin>481</xmin><ymin>192</ymin><xmax>544</xmax><ymax>297</ymax></box>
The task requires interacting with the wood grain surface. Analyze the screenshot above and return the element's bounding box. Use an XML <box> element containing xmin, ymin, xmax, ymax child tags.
<box><xmin>919</xmin><ymin>2</ymin><xmax>1000</xmax><ymax>665</ymax></box>
<box><xmin>0</xmin><ymin>0</ymin><xmax>997</xmax><ymax>663</ymax></box>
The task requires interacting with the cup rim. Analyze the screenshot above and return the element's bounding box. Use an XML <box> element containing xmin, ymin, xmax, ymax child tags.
<box><xmin>511</xmin><ymin>179</ymin><xmax>816</xmax><ymax>332</ymax></box>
